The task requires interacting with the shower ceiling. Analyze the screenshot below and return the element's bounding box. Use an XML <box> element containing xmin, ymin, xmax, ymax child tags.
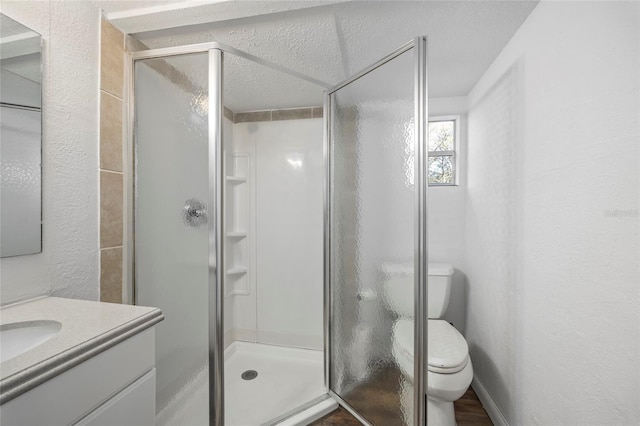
<box><xmin>108</xmin><ymin>1</ymin><xmax>538</xmax><ymax>111</ymax></box>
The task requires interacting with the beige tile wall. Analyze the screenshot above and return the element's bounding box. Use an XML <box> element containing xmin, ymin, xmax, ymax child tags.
<box><xmin>99</xmin><ymin>18</ymin><xmax>124</xmax><ymax>303</ymax></box>
<box><xmin>232</xmin><ymin>107</ymin><xmax>323</xmax><ymax>123</ymax></box>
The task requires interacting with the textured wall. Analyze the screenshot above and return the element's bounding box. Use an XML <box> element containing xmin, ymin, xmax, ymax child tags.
<box><xmin>428</xmin><ymin>96</ymin><xmax>468</xmax><ymax>334</ymax></box>
<box><xmin>465</xmin><ymin>1</ymin><xmax>639</xmax><ymax>424</ymax></box>
<box><xmin>0</xmin><ymin>1</ymin><xmax>100</xmax><ymax>304</ymax></box>
<box><xmin>466</xmin><ymin>65</ymin><xmax>519</xmax><ymax>423</ymax></box>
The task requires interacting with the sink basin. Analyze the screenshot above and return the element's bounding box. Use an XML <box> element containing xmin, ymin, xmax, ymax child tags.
<box><xmin>0</xmin><ymin>320</ymin><xmax>62</xmax><ymax>363</ymax></box>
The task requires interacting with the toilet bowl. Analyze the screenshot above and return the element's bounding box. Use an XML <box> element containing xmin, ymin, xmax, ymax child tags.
<box><xmin>382</xmin><ymin>262</ymin><xmax>473</xmax><ymax>426</ymax></box>
<box><xmin>392</xmin><ymin>319</ymin><xmax>473</xmax><ymax>425</ymax></box>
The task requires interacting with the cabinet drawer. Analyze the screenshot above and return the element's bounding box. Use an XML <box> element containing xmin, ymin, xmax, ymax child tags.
<box><xmin>76</xmin><ymin>369</ymin><xmax>155</xmax><ymax>426</ymax></box>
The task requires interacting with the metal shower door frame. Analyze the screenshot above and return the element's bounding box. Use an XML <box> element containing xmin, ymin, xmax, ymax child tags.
<box><xmin>127</xmin><ymin>46</ymin><xmax>225</xmax><ymax>426</ymax></box>
<box><xmin>127</xmin><ymin>42</ymin><xmax>330</xmax><ymax>426</ymax></box>
<box><xmin>323</xmin><ymin>36</ymin><xmax>428</xmax><ymax>426</ymax></box>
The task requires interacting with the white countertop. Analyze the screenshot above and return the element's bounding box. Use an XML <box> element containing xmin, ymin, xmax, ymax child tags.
<box><xmin>0</xmin><ymin>297</ymin><xmax>163</xmax><ymax>404</ymax></box>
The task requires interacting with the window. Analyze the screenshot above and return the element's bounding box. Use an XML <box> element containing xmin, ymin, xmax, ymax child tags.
<box><xmin>428</xmin><ymin>117</ymin><xmax>458</xmax><ymax>185</ymax></box>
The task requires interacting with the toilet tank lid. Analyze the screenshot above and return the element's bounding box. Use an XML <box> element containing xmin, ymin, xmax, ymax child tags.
<box><xmin>428</xmin><ymin>263</ymin><xmax>454</xmax><ymax>276</ymax></box>
<box><xmin>380</xmin><ymin>262</ymin><xmax>454</xmax><ymax>276</ymax></box>
<box><xmin>380</xmin><ymin>262</ymin><xmax>413</xmax><ymax>275</ymax></box>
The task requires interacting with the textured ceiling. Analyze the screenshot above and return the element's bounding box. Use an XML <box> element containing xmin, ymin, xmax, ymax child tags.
<box><xmin>101</xmin><ymin>1</ymin><xmax>345</xmax><ymax>34</ymax></box>
<box><xmin>97</xmin><ymin>0</ymin><xmax>180</xmax><ymax>15</ymax></box>
<box><xmin>128</xmin><ymin>1</ymin><xmax>538</xmax><ymax>111</ymax></box>
<box><xmin>223</xmin><ymin>51</ymin><xmax>325</xmax><ymax>112</ymax></box>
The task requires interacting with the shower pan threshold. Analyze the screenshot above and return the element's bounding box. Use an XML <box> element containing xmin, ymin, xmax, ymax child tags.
<box><xmin>156</xmin><ymin>341</ymin><xmax>328</xmax><ymax>426</ymax></box>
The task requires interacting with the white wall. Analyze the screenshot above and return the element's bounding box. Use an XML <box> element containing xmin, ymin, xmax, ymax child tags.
<box><xmin>0</xmin><ymin>1</ymin><xmax>100</xmax><ymax>304</ymax></box>
<box><xmin>428</xmin><ymin>96</ymin><xmax>467</xmax><ymax>333</ymax></box>
<box><xmin>465</xmin><ymin>1</ymin><xmax>639</xmax><ymax>424</ymax></box>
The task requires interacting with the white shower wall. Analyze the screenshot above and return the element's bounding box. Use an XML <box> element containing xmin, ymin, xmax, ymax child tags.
<box><xmin>226</xmin><ymin>117</ymin><xmax>324</xmax><ymax>350</ymax></box>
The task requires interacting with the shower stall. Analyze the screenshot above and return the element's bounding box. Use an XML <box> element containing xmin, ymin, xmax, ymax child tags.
<box><xmin>130</xmin><ymin>38</ymin><xmax>428</xmax><ymax>426</ymax></box>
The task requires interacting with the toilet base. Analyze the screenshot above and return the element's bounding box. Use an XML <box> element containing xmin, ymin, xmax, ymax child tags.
<box><xmin>399</xmin><ymin>385</ymin><xmax>457</xmax><ymax>426</ymax></box>
<box><xmin>427</xmin><ymin>397</ymin><xmax>456</xmax><ymax>426</ymax></box>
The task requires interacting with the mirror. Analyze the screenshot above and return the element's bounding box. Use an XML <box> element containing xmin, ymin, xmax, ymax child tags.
<box><xmin>0</xmin><ymin>13</ymin><xmax>42</xmax><ymax>257</ymax></box>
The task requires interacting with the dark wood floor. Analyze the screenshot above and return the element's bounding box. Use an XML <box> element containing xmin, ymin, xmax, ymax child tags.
<box><xmin>311</xmin><ymin>386</ymin><xmax>492</xmax><ymax>426</ymax></box>
<box><xmin>311</xmin><ymin>405</ymin><xmax>362</xmax><ymax>426</ymax></box>
<box><xmin>453</xmin><ymin>386</ymin><xmax>493</xmax><ymax>425</ymax></box>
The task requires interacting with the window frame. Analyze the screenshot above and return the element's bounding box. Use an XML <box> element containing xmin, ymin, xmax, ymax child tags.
<box><xmin>428</xmin><ymin>115</ymin><xmax>460</xmax><ymax>186</ymax></box>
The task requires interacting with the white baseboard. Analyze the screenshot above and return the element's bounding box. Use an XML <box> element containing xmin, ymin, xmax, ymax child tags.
<box><xmin>471</xmin><ymin>376</ymin><xmax>509</xmax><ymax>426</ymax></box>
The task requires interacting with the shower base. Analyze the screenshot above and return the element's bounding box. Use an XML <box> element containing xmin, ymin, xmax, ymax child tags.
<box><xmin>225</xmin><ymin>341</ymin><xmax>326</xmax><ymax>425</ymax></box>
<box><xmin>156</xmin><ymin>341</ymin><xmax>327</xmax><ymax>426</ymax></box>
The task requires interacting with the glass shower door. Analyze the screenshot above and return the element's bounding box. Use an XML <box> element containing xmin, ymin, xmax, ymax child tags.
<box><xmin>327</xmin><ymin>38</ymin><xmax>428</xmax><ymax>426</ymax></box>
<box><xmin>134</xmin><ymin>52</ymin><xmax>212</xmax><ymax>426</ymax></box>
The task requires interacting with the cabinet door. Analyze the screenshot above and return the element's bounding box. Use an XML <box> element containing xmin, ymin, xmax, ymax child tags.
<box><xmin>77</xmin><ymin>369</ymin><xmax>155</xmax><ymax>426</ymax></box>
<box><xmin>0</xmin><ymin>329</ymin><xmax>155</xmax><ymax>426</ymax></box>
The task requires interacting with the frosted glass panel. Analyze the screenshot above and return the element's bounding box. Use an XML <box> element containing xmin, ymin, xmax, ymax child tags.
<box><xmin>330</xmin><ymin>48</ymin><xmax>416</xmax><ymax>425</ymax></box>
<box><xmin>135</xmin><ymin>53</ymin><xmax>209</xmax><ymax>425</ymax></box>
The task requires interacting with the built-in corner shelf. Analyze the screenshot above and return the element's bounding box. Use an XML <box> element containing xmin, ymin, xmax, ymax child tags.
<box><xmin>226</xmin><ymin>176</ymin><xmax>246</xmax><ymax>184</ymax></box>
<box><xmin>226</xmin><ymin>231</ymin><xmax>247</xmax><ymax>239</ymax></box>
<box><xmin>226</xmin><ymin>267</ymin><xmax>248</xmax><ymax>276</ymax></box>
<box><xmin>224</xmin><ymin>153</ymin><xmax>251</xmax><ymax>297</ymax></box>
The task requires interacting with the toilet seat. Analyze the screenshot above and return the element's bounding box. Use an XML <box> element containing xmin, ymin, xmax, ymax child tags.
<box><xmin>393</xmin><ymin>320</ymin><xmax>469</xmax><ymax>375</ymax></box>
<box><xmin>428</xmin><ymin>320</ymin><xmax>469</xmax><ymax>373</ymax></box>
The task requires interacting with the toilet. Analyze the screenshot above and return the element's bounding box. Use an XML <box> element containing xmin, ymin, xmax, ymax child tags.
<box><xmin>382</xmin><ymin>262</ymin><xmax>473</xmax><ymax>426</ymax></box>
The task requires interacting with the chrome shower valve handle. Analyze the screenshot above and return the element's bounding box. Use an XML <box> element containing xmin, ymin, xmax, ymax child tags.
<box><xmin>183</xmin><ymin>198</ymin><xmax>207</xmax><ymax>228</ymax></box>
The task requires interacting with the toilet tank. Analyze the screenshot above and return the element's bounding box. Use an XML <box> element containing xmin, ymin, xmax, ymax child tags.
<box><xmin>427</xmin><ymin>263</ymin><xmax>455</xmax><ymax>319</ymax></box>
<box><xmin>381</xmin><ymin>262</ymin><xmax>455</xmax><ymax>319</ymax></box>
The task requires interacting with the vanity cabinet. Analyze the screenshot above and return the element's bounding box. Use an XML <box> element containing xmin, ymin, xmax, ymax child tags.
<box><xmin>1</xmin><ymin>328</ymin><xmax>157</xmax><ymax>426</ymax></box>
